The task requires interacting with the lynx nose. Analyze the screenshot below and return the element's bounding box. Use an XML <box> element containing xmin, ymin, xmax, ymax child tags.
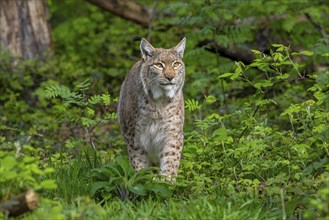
<box><xmin>166</xmin><ymin>76</ymin><xmax>174</xmax><ymax>81</ymax></box>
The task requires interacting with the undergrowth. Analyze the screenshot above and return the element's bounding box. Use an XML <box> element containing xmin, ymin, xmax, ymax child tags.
<box><xmin>1</xmin><ymin>44</ymin><xmax>328</xmax><ymax>219</ymax></box>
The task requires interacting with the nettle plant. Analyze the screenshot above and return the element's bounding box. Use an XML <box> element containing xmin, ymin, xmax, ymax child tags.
<box><xmin>181</xmin><ymin>44</ymin><xmax>328</xmax><ymax>216</ymax></box>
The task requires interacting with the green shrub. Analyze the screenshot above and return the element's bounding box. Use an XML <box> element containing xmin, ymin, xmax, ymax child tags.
<box><xmin>179</xmin><ymin>44</ymin><xmax>329</xmax><ymax>219</ymax></box>
<box><xmin>90</xmin><ymin>156</ymin><xmax>170</xmax><ymax>202</ymax></box>
<box><xmin>0</xmin><ymin>145</ymin><xmax>57</xmax><ymax>200</ymax></box>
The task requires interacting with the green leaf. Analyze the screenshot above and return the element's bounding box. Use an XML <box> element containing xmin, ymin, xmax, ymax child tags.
<box><xmin>81</xmin><ymin>117</ymin><xmax>99</xmax><ymax>127</ymax></box>
<box><xmin>45</xmin><ymin>84</ymin><xmax>71</xmax><ymax>98</ymax></box>
<box><xmin>218</xmin><ymin>72</ymin><xmax>233</xmax><ymax>78</ymax></box>
<box><xmin>128</xmin><ymin>183</ymin><xmax>146</xmax><ymax>196</ymax></box>
<box><xmin>254</xmin><ymin>80</ymin><xmax>273</xmax><ymax>90</ymax></box>
<box><xmin>146</xmin><ymin>183</ymin><xmax>171</xmax><ymax>198</ymax></box>
<box><xmin>88</xmin><ymin>95</ymin><xmax>102</xmax><ymax>104</ymax></box>
<box><xmin>101</xmin><ymin>93</ymin><xmax>111</xmax><ymax>105</ymax></box>
<box><xmin>90</xmin><ymin>181</ymin><xmax>115</xmax><ymax>196</ymax></box>
<box><xmin>212</xmin><ymin>128</ymin><xmax>228</xmax><ymax>141</ymax></box>
<box><xmin>30</xmin><ymin>164</ymin><xmax>43</xmax><ymax>175</ymax></box>
<box><xmin>0</xmin><ymin>171</ymin><xmax>17</xmax><ymax>181</ymax></box>
<box><xmin>251</xmin><ymin>49</ymin><xmax>262</xmax><ymax>55</ymax></box>
<box><xmin>300</xmin><ymin>50</ymin><xmax>314</xmax><ymax>56</ymax></box>
<box><xmin>281</xmin><ymin>104</ymin><xmax>301</xmax><ymax>116</ymax></box>
<box><xmin>44</xmin><ymin>167</ymin><xmax>55</xmax><ymax>174</ymax></box>
<box><xmin>273</xmin><ymin>52</ymin><xmax>284</xmax><ymax>62</ymax></box>
<box><xmin>104</xmin><ymin>112</ymin><xmax>117</xmax><ymax>120</ymax></box>
<box><xmin>234</xmin><ymin>63</ymin><xmax>243</xmax><ymax>75</ymax></box>
<box><xmin>22</xmin><ymin>156</ymin><xmax>37</xmax><ymax>164</ymax></box>
<box><xmin>2</xmin><ymin>155</ymin><xmax>16</xmax><ymax>169</ymax></box>
<box><xmin>205</xmin><ymin>95</ymin><xmax>216</xmax><ymax>104</ymax></box>
<box><xmin>76</xmin><ymin>79</ymin><xmax>91</xmax><ymax>91</ymax></box>
<box><xmin>271</xmin><ymin>44</ymin><xmax>284</xmax><ymax>48</ymax></box>
<box><xmin>40</xmin><ymin>179</ymin><xmax>58</xmax><ymax>189</ymax></box>
<box><xmin>277</xmin><ymin>73</ymin><xmax>289</xmax><ymax>80</ymax></box>
<box><xmin>185</xmin><ymin>99</ymin><xmax>202</xmax><ymax>112</ymax></box>
<box><xmin>301</xmin><ymin>157</ymin><xmax>328</xmax><ymax>178</ymax></box>
<box><xmin>86</xmin><ymin>107</ymin><xmax>95</xmax><ymax>117</ymax></box>
<box><xmin>292</xmin><ymin>144</ymin><xmax>310</xmax><ymax>156</ymax></box>
<box><xmin>115</xmin><ymin>156</ymin><xmax>132</xmax><ymax>177</ymax></box>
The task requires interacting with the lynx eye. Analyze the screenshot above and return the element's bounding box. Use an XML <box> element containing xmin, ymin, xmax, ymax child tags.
<box><xmin>153</xmin><ymin>63</ymin><xmax>164</xmax><ymax>69</ymax></box>
<box><xmin>173</xmin><ymin>62</ymin><xmax>181</xmax><ymax>68</ymax></box>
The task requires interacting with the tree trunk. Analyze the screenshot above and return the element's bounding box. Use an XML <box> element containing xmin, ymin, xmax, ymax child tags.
<box><xmin>0</xmin><ymin>0</ymin><xmax>52</xmax><ymax>59</ymax></box>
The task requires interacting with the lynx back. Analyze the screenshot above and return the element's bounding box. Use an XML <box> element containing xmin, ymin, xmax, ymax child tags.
<box><xmin>118</xmin><ymin>38</ymin><xmax>186</xmax><ymax>181</ymax></box>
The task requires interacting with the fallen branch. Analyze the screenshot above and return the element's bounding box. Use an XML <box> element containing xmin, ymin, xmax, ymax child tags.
<box><xmin>86</xmin><ymin>0</ymin><xmax>152</xmax><ymax>27</ymax></box>
<box><xmin>198</xmin><ymin>39</ymin><xmax>256</xmax><ymax>64</ymax></box>
<box><xmin>0</xmin><ymin>189</ymin><xmax>39</xmax><ymax>217</ymax></box>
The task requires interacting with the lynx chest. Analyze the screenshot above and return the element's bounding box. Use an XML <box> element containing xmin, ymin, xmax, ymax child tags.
<box><xmin>136</xmin><ymin>99</ymin><xmax>174</xmax><ymax>164</ymax></box>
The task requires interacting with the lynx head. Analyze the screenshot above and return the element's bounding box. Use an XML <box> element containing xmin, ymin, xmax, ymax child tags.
<box><xmin>139</xmin><ymin>38</ymin><xmax>186</xmax><ymax>100</ymax></box>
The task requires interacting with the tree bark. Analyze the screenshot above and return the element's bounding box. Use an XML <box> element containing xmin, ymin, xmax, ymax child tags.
<box><xmin>0</xmin><ymin>0</ymin><xmax>52</xmax><ymax>59</ymax></box>
<box><xmin>0</xmin><ymin>189</ymin><xmax>39</xmax><ymax>217</ymax></box>
<box><xmin>86</xmin><ymin>0</ymin><xmax>152</xmax><ymax>28</ymax></box>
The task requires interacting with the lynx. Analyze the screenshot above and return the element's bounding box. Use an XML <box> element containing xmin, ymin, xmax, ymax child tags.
<box><xmin>118</xmin><ymin>37</ymin><xmax>186</xmax><ymax>181</ymax></box>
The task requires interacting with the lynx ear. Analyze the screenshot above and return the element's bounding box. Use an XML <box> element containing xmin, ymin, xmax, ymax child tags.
<box><xmin>173</xmin><ymin>37</ymin><xmax>186</xmax><ymax>58</ymax></box>
<box><xmin>140</xmin><ymin>38</ymin><xmax>155</xmax><ymax>60</ymax></box>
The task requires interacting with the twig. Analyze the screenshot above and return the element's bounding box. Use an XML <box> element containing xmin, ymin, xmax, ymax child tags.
<box><xmin>236</xmin><ymin>102</ymin><xmax>262</xmax><ymax>142</ymax></box>
<box><xmin>147</xmin><ymin>0</ymin><xmax>158</xmax><ymax>41</ymax></box>
<box><xmin>212</xmin><ymin>30</ymin><xmax>229</xmax><ymax>112</ymax></box>
<box><xmin>280</xmin><ymin>188</ymin><xmax>287</xmax><ymax>220</ymax></box>
<box><xmin>304</xmin><ymin>13</ymin><xmax>326</xmax><ymax>37</ymax></box>
<box><xmin>84</xmin><ymin>127</ymin><xmax>96</xmax><ymax>150</ymax></box>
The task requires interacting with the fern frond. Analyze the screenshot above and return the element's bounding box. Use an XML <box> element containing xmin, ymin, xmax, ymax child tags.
<box><xmin>45</xmin><ymin>84</ymin><xmax>71</xmax><ymax>98</ymax></box>
<box><xmin>81</xmin><ymin>117</ymin><xmax>100</xmax><ymax>127</ymax></box>
<box><xmin>101</xmin><ymin>93</ymin><xmax>111</xmax><ymax>106</ymax></box>
<box><xmin>76</xmin><ymin>79</ymin><xmax>91</xmax><ymax>91</ymax></box>
<box><xmin>65</xmin><ymin>92</ymin><xmax>85</xmax><ymax>106</ymax></box>
<box><xmin>88</xmin><ymin>95</ymin><xmax>102</xmax><ymax>105</ymax></box>
<box><xmin>104</xmin><ymin>112</ymin><xmax>117</xmax><ymax>120</ymax></box>
<box><xmin>185</xmin><ymin>99</ymin><xmax>202</xmax><ymax>112</ymax></box>
<box><xmin>85</xmin><ymin>107</ymin><xmax>95</xmax><ymax>117</ymax></box>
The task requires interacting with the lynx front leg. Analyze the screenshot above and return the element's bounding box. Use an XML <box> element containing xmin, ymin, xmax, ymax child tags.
<box><xmin>128</xmin><ymin>146</ymin><xmax>150</xmax><ymax>171</ymax></box>
<box><xmin>159</xmin><ymin>145</ymin><xmax>182</xmax><ymax>182</ymax></box>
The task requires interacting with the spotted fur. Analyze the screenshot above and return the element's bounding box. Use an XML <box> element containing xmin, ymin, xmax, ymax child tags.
<box><xmin>118</xmin><ymin>38</ymin><xmax>186</xmax><ymax>181</ymax></box>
